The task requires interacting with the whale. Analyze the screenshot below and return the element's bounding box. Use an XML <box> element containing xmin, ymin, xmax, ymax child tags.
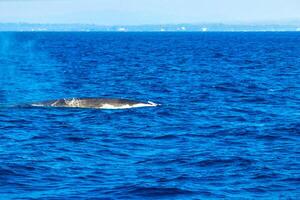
<box><xmin>27</xmin><ymin>97</ymin><xmax>158</xmax><ymax>109</ymax></box>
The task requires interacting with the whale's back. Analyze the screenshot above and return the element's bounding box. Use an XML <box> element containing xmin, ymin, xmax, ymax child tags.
<box><xmin>29</xmin><ymin>98</ymin><xmax>157</xmax><ymax>109</ymax></box>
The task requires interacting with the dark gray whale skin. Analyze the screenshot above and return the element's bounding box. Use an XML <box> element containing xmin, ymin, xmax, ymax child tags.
<box><xmin>25</xmin><ymin>98</ymin><xmax>157</xmax><ymax>109</ymax></box>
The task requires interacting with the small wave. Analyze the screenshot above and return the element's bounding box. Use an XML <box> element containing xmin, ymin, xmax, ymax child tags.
<box><xmin>281</xmin><ymin>177</ymin><xmax>300</xmax><ymax>184</ymax></box>
<box><xmin>195</xmin><ymin>157</ymin><xmax>253</xmax><ymax>168</ymax></box>
<box><xmin>153</xmin><ymin>134</ymin><xmax>179</xmax><ymax>140</ymax></box>
<box><xmin>0</xmin><ymin>167</ymin><xmax>18</xmax><ymax>176</ymax></box>
<box><xmin>64</xmin><ymin>136</ymin><xmax>89</xmax><ymax>142</ymax></box>
<box><xmin>124</xmin><ymin>186</ymin><xmax>195</xmax><ymax>197</ymax></box>
<box><xmin>255</xmin><ymin>134</ymin><xmax>281</xmax><ymax>141</ymax></box>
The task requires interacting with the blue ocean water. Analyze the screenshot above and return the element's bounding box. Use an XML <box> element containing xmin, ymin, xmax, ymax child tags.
<box><xmin>0</xmin><ymin>32</ymin><xmax>300</xmax><ymax>199</ymax></box>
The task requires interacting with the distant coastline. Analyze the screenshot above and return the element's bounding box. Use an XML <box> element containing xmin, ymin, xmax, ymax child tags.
<box><xmin>0</xmin><ymin>23</ymin><xmax>300</xmax><ymax>32</ymax></box>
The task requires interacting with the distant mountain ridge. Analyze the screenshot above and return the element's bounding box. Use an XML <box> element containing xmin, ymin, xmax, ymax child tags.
<box><xmin>0</xmin><ymin>23</ymin><xmax>300</xmax><ymax>32</ymax></box>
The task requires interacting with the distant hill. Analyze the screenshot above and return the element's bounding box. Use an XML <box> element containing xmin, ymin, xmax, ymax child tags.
<box><xmin>0</xmin><ymin>23</ymin><xmax>300</xmax><ymax>32</ymax></box>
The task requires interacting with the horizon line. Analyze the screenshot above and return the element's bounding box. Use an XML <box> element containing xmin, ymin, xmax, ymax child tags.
<box><xmin>1</xmin><ymin>21</ymin><xmax>300</xmax><ymax>26</ymax></box>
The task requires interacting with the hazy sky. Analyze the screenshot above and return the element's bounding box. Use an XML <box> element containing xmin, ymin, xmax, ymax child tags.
<box><xmin>0</xmin><ymin>0</ymin><xmax>300</xmax><ymax>25</ymax></box>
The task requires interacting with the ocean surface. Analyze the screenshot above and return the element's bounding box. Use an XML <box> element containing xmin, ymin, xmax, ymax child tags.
<box><xmin>0</xmin><ymin>32</ymin><xmax>300</xmax><ymax>199</ymax></box>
